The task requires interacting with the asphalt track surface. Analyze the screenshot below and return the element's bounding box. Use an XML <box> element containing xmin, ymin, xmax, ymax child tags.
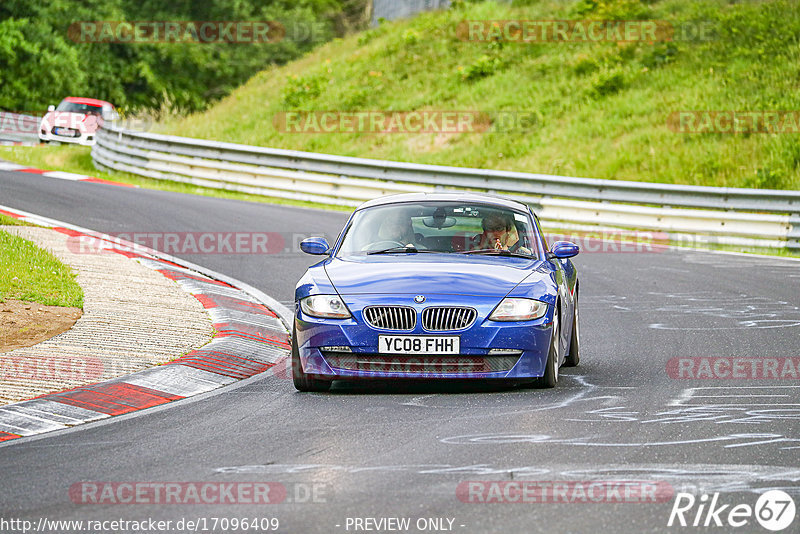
<box><xmin>2</xmin><ymin>169</ymin><xmax>799</xmax><ymax>533</ymax></box>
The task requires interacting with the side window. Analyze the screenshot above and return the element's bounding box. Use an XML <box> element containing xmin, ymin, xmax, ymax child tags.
<box><xmin>510</xmin><ymin>212</ymin><xmax>530</xmax><ymax>250</ymax></box>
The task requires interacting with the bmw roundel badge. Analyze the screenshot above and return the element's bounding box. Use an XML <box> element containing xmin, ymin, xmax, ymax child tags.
<box><xmin>414</xmin><ymin>295</ymin><xmax>426</xmax><ymax>303</ymax></box>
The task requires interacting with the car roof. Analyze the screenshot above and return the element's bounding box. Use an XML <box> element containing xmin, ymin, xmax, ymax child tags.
<box><xmin>356</xmin><ymin>192</ymin><xmax>531</xmax><ymax>212</ymax></box>
<box><xmin>63</xmin><ymin>97</ymin><xmax>113</xmax><ymax>108</ymax></box>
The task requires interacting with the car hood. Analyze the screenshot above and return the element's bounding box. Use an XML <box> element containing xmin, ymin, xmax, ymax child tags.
<box><xmin>325</xmin><ymin>254</ymin><xmax>542</xmax><ymax>297</ymax></box>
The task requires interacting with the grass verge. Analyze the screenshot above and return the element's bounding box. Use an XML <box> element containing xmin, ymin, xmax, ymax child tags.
<box><xmin>683</xmin><ymin>242</ymin><xmax>800</xmax><ymax>260</ymax></box>
<box><xmin>0</xmin><ymin>229</ymin><xmax>84</xmax><ymax>307</ymax></box>
<box><xmin>0</xmin><ymin>213</ymin><xmax>33</xmax><ymax>226</ymax></box>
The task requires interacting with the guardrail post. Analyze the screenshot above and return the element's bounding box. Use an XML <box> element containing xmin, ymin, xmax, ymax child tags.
<box><xmin>788</xmin><ymin>214</ymin><xmax>800</xmax><ymax>250</ymax></box>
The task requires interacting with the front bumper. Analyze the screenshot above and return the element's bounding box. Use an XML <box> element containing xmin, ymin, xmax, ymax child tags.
<box><xmin>295</xmin><ymin>294</ymin><xmax>554</xmax><ymax>380</ymax></box>
<box><xmin>39</xmin><ymin>128</ymin><xmax>96</xmax><ymax>146</ymax></box>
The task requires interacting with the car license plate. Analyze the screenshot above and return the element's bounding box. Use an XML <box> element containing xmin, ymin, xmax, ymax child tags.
<box><xmin>54</xmin><ymin>127</ymin><xmax>73</xmax><ymax>136</ymax></box>
<box><xmin>378</xmin><ymin>335</ymin><xmax>459</xmax><ymax>355</ymax></box>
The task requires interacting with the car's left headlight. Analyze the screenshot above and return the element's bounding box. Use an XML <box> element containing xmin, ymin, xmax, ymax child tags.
<box><xmin>488</xmin><ymin>298</ymin><xmax>548</xmax><ymax>322</ymax></box>
<box><xmin>300</xmin><ymin>295</ymin><xmax>351</xmax><ymax>319</ymax></box>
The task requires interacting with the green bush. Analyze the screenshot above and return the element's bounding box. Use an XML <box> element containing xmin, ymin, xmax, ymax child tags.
<box><xmin>590</xmin><ymin>69</ymin><xmax>625</xmax><ymax>98</ymax></box>
<box><xmin>462</xmin><ymin>54</ymin><xmax>503</xmax><ymax>81</ymax></box>
<box><xmin>0</xmin><ymin>0</ymin><xmax>366</xmax><ymax>114</ymax></box>
<box><xmin>282</xmin><ymin>73</ymin><xmax>330</xmax><ymax>108</ymax></box>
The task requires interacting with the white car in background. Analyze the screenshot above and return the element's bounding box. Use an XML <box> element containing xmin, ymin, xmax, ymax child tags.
<box><xmin>39</xmin><ymin>97</ymin><xmax>119</xmax><ymax>146</ymax></box>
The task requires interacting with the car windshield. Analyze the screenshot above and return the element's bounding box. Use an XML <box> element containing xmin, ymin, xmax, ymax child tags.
<box><xmin>337</xmin><ymin>201</ymin><xmax>538</xmax><ymax>258</ymax></box>
<box><xmin>55</xmin><ymin>101</ymin><xmax>103</xmax><ymax>115</ymax></box>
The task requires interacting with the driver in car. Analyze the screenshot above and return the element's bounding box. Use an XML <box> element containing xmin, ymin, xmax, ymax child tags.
<box><xmin>376</xmin><ymin>214</ymin><xmax>417</xmax><ymax>246</ymax></box>
<box><xmin>472</xmin><ymin>213</ymin><xmax>531</xmax><ymax>254</ymax></box>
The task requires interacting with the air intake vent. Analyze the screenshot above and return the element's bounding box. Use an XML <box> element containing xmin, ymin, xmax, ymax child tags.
<box><xmin>363</xmin><ymin>306</ymin><xmax>416</xmax><ymax>331</ymax></box>
<box><xmin>422</xmin><ymin>307</ymin><xmax>477</xmax><ymax>331</ymax></box>
<box><xmin>323</xmin><ymin>354</ymin><xmax>520</xmax><ymax>374</ymax></box>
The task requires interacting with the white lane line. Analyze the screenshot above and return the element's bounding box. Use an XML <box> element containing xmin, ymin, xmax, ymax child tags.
<box><xmin>0</xmin><ymin>410</ymin><xmax>68</xmax><ymax>436</ymax></box>
<box><xmin>671</xmin><ymin>385</ymin><xmax>800</xmax><ymax>407</ymax></box>
<box><xmin>691</xmin><ymin>394</ymin><xmax>793</xmax><ymax>398</ymax></box>
<box><xmin>686</xmin><ymin>404</ymin><xmax>800</xmax><ymax>407</ymax></box>
<box><xmin>0</xmin><ymin>162</ymin><xmax>24</xmax><ymax>171</ymax></box>
<box><xmin>121</xmin><ymin>365</ymin><xmax>237</xmax><ymax>397</ymax></box>
<box><xmin>41</xmin><ymin>171</ymin><xmax>89</xmax><ymax>181</ymax></box>
<box><xmin>5</xmin><ymin>399</ymin><xmax>109</xmax><ymax>425</ymax></box>
<box><xmin>676</xmin><ymin>386</ymin><xmax>800</xmax><ymax>395</ymax></box>
<box><xmin>401</xmin><ymin>394</ymin><xmax>438</xmax><ymax>407</ymax></box>
<box><xmin>0</xmin><ymin>407</ymin><xmax>71</xmax><ymax>425</ymax></box>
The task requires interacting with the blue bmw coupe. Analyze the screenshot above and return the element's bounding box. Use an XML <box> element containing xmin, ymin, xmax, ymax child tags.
<box><xmin>293</xmin><ymin>192</ymin><xmax>580</xmax><ymax>391</ymax></box>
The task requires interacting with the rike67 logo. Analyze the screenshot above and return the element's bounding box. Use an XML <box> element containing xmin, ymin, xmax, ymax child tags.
<box><xmin>668</xmin><ymin>490</ymin><xmax>796</xmax><ymax>531</ymax></box>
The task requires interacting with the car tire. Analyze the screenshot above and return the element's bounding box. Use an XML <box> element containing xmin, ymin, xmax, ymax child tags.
<box><xmin>535</xmin><ymin>306</ymin><xmax>560</xmax><ymax>389</ymax></box>
<box><xmin>564</xmin><ymin>289</ymin><xmax>580</xmax><ymax>367</ymax></box>
<box><xmin>292</xmin><ymin>326</ymin><xmax>331</xmax><ymax>392</ymax></box>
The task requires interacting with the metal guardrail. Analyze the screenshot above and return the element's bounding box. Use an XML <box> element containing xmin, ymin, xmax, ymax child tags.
<box><xmin>0</xmin><ymin>112</ymin><xmax>42</xmax><ymax>145</ymax></box>
<box><xmin>93</xmin><ymin>124</ymin><xmax>800</xmax><ymax>250</ymax></box>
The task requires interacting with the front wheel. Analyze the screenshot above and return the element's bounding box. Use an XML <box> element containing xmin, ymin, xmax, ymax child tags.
<box><xmin>564</xmin><ymin>290</ymin><xmax>580</xmax><ymax>367</ymax></box>
<box><xmin>535</xmin><ymin>308</ymin><xmax>560</xmax><ymax>389</ymax></box>
<box><xmin>292</xmin><ymin>326</ymin><xmax>331</xmax><ymax>392</ymax></box>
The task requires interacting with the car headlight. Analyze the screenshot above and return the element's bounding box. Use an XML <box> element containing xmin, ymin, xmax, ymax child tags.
<box><xmin>300</xmin><ymin>295</ymin><xmax>351</xmax><ymax>319</ymax></box>
<box><xmin>488</xmin><ymin>298</ymin><xmax>548</xmax><ymax>322</ymax></box>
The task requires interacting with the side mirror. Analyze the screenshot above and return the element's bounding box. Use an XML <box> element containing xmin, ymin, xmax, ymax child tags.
<box><xmin>300</xmin><ymin>236</ymin><xmax>330</xmax><ymax>255</ymax></box>
<box><xmin>549</xmin><ymin>241</ymin><xmax>579</xmax><ymax>259</ymax></box>
<box><xmin>47</xmin><ymin>105</ymin><xmax>55</xmax><ymax>112</ymax></box>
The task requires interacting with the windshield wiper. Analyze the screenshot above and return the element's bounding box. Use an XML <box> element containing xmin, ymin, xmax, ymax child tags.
<box><xmin>461</xmin><ymin>249</ymin><xmax>534</xmax><ymax>259</ymax></box>
<box><xmin>367</xmin><ymin>245</ymin><xmax>438</xmax><ymax>255</ymax></box>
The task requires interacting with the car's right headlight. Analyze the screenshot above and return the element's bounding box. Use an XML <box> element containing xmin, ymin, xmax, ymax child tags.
<box><xmin>300</xmin><ymin>295</ymin><xmax>351</xmax><ymax>319</ymax></box>
<box><xmin>488</xmin><ymin>298</ymin><xmax>548</xmax><ymax>322</ymax></box>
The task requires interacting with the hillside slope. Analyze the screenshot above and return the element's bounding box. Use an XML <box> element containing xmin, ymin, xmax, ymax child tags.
<box><xmin>158</xmin><ymin>0</ymin><xmax>800</xmax><ymax>189</ymax></box>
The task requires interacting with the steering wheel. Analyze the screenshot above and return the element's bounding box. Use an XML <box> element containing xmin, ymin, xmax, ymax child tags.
<box><xmin>361</xmin><ymin>240</ymin><xmax>406</xmax><ymax>252</ymax></box>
